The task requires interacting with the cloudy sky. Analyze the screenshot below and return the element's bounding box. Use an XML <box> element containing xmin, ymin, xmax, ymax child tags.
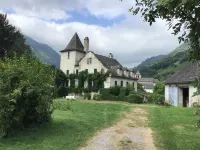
<box><xmin>0</xmin><ymin>0</ymin><xmax>180</xmax><ymax>67</ymax></box>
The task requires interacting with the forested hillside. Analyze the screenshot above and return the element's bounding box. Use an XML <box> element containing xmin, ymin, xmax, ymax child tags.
<box><xmin>25</xmin><ymin>36</ymin><xmax>60</xmax><ymax>68</ymax></box>
<box><xmin>136</xmin><ymin>43</ymin><xmax>190</xmax><ymax>81</ymax></box>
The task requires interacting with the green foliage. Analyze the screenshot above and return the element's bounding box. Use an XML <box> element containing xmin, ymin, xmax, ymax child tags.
<box><xmin>137</xmin><ymin>83</ymin><xmax>145</xmax><ymax>92</ymax></box>
<box><xmin>68</xmin><ymin>71</ymin><xmax>108</xmax><ymax>94</ymax></box>
<box><xmin>119</xmin><ymin>88</ymin><xmax>127</xmax><ymax>97</ymax></box>
<box><xmin>110</xmin><ymin>86</ymin><xmax>120</xmax><ymax>96</ymax></box>
<box><xmin>146</xmin><ymin>93</ymin><xmax>153</xmax><ymax>103</ymax></box>
<box><xmin>0</xmin><ymin>54</ymin><xmax>56</xmax><ymax>137</ymax></box>
<box><xmin>128</xmin><ymin>94</ymin><xmax>143</xmax><ymax>104</ymax></box>
<box><xmin>152</xmin><ymin>94</ymin><xmax>165</xmax><ymax>105</ymax></box>
<box><xmin>0</xmin><ymin>99</ymin><xmax>131</xmax><ymax>150</ymax></box>
<box><xmin>136</xmin><ymin>50</ymin><xmax>189</xmax><ymax>80</ymax></box>
<box><xmin>84</xmin><ymin>93</ymin><xmax>91</xmax><ymax>100</ymax></box>
<box><xmin>55</xmin><ymin>69</ymin><xmax>68</xmax><ymax>97</ymax></box>
<box><xmin>153</xmin><ymin>82</ymin><xmax>165</xmax><ymax>95</ymax></box>
<box><xmin>100</xmin><ymin>86</ymin><xmax>143</xmax><ymax>103</ymax></box>
<box><xmin>25</xmin><ymin>36</ymin><xmax>60</xmax><ymax>68</ymax></box>
<box><xmin>93</xmin><ymin>94</ymin><xmax>102</xmax><ymax>101</ymax></box>
<box><xmin>0</xmin><ymin>13</ymin><xmax>30</xmax><ymax>58</ymax></box>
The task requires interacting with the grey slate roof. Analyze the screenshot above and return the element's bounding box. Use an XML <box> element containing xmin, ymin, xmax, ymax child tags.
<box><xmin>95</xmin><ymin>54</ymin><xmax>123</xmax><ymax>69</ymax></box>
<box><xmin>138</xmin><ymin>78</ymin><xmax>158</xmax><ymax>83</ymax></box>
<box><xmin>60</xmin><ymin>33</ymin><xmax>85</xmax><ymax>53</ymax></box>
<box><xmin>165</xmin><ymin>62</ymin><xmax>199</xmax><ymax>84</ymax></box>
<box><xmin>94</xmin><ymin>53</ymin><xmax>137</xmax><ymax>80</ymax></box>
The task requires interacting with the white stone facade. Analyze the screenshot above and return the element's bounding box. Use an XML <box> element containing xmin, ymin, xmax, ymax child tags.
<box><xmin>60</xmin><ymin>33</ymin><xmax>138</xmax><ymax>91</ymax></box>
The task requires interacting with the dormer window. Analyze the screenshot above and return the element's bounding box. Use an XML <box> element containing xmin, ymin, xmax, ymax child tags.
<box><xmin>117</xmin><ymin>69</ymin><xmax>121</xmax><ymax>75</ymax></box>
<box><xmin>87</xmin><ymin>58</ymin><xmax>92</xmax><ymax>64</ymax></box>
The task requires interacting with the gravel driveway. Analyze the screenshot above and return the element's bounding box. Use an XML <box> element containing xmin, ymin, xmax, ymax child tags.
<box><xmin>80</xmin><ymin>108</ymin><xmax>157</xmax><ymax>150</ymax></box>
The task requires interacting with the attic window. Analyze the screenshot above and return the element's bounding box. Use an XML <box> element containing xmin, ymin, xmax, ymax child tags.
<box><xmin>87</xmin><ymin>58</ymin><xmax>92</xmax><ymax>64</ymax></box>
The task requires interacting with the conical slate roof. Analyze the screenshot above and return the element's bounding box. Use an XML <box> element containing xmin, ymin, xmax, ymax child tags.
<box><xmin>60</xmin><ymin>33</ymin><xmax>85</xmax><ymax>53</ymax></box>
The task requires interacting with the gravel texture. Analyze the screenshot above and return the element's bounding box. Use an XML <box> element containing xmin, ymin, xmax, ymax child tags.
<box><xmin>80</xmin><ymin>108</ymin><xmax>157</xmax><ymax>150</ymax></box>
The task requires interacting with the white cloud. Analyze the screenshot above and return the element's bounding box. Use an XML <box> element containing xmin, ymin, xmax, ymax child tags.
<box><xmin>0</xmin><ymin>0</ymin><xmax>179</xmax><ymax>67</ymax></box>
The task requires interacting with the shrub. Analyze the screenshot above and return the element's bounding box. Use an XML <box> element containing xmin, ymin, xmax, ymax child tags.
<box><xmin>128</xmin><ymin>94</ymin><xmax>143</xmax><ymax>104</ymax></box>
<box><xmin>110</xmin><ymin>86</ymin><xmax>120</xmax><ymax>96</ymax></box>
<box><xmin>100</xmin><ymin>88</ymin><xmax>112</xmax><ymax>100</ymax></box>
<box><xmin>0</xmin><ymin>54</ymin><xmax>56</xmax><ymax>137</ymax></box>
<box><xmin>119</xmin><ymin>88</ymin><xmax>127</xmax><ymax>97</ymax></box>
<box><xmin>146</xmin><ymin>93</ymin><xmax>154</xmax><ymax>103</ymax></box>
<box><xmin>84</xmin><ymin>93</ymin><xmax>91</xmax><ymax>100</ymax></box>
<box><xmin>153</xmin><ymin>82</ymin><xmax>165</xmax><ymax>95</ymax></box>
<box><xmin>152</xmin><ymin>93</ymin><xmax>165</xmax><ymax>105</ymax></box>
<box><xmin>125</xmin><ymin>85</ymin><xmax>135</xmax><ymax>96</ymax></box>
<box><xmin>93</xmin><ymin>94</ymin><xmax>102</xmax><ymax>101</ymax></box>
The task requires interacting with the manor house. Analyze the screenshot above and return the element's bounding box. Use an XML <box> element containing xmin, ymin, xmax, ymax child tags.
<box><xmin>60</xmin><ymin>33</ymin><xmax>139</xmax><ymax>91</ymax></box>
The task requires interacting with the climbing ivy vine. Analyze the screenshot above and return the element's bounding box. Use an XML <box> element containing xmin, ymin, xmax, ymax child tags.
<box><xmin>67</xmin><ymin>70</ymin><xmax>109</xmax><ymax>94</ymax></box>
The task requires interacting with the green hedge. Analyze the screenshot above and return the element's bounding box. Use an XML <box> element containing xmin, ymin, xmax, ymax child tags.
<box><xmin>93</xmin><ymin>94</ymin><xmax>102</xmax><ymax>101</ymax></box>
<box><xmin>99</xmin><ymin>87</ymin><xmax>143</xmax><ymax>103</ymax></box>
<box><xmin>152</xmin><ymin>93</ymin><xmax>165</xmax><ymax>104</ymax></box>
<box><xmin>128</xmin><ymin>94</ymin><xmax>143</xmax><ymax>104</ymax></box>
<box><xmin>84</xmin><ymin>93</ymin><xmax>91</xmax><ymax>100</ymax></box>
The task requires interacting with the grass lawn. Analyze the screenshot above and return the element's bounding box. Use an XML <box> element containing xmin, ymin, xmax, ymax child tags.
<box><xmin>148</xmin><ymin>106</ymin><xmax>200</xmax><ymax>150</ymax></box>
<box><xmin>0</xmin><ymin>99</ymin><xmax>132</xmax><ymax>150</ymax></box>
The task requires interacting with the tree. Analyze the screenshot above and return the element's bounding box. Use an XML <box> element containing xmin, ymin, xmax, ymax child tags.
<box><xmin>153</xmin><ymin>82</ymin><xmax>165</xmax><ymax>95</ymax></box>
<box><xmin>0</xmin><ymin>54</ymin><xmax>56</xmax><ymax>137</ymax></box>
<box><xmin>0</xmin><ymin>13</ymin><xmax>30</xmax><ymax>58</ymax></box>
<box><xmin>123</xmin><ymin>0</ymin><xmax>200</xmax><ymax>61</ymax></box>
<box><xmin>55</xmin><ymin>69</ymin><xmax>68</xmax><ymax>97</ymax></box>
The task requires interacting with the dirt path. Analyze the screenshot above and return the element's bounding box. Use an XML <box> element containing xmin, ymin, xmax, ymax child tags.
<box><xmin>80</xmin><ymin>108</ymin><xmax>156</xmax><ymax>150</ymax></box>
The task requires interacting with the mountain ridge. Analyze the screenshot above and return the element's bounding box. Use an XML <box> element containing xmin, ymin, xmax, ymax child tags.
<box><xmin>25</xmin><ymin>36</ymin><xmax>60</xmax><ymax>68</ymax></box>
<box><xmin>136</xmin><ymin>42</ymin><xmax>190</xmax><ymax>81</ymax></box>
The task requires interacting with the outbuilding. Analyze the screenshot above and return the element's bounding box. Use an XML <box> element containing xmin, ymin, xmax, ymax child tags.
<box><xmin>165</xmin><ymin>62</ymin><xmax>200</xmax><ymax>107</ymax></box>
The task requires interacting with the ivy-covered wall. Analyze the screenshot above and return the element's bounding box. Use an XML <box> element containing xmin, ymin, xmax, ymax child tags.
<box><xmin>67</xmin><ymin>70</ymin><xmax>109</xmax><ymax>94</ymax></box>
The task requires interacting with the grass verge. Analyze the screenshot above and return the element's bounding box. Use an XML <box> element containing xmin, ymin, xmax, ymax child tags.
<box><xmin>0</xmin><ymin>99</ymin><xmax>131</xmax><ymax>150</ymax></box>
<box><xmin>148</xmin><ymin>106</ymin><xmax>200</xmax><ymax>150</ymax></box>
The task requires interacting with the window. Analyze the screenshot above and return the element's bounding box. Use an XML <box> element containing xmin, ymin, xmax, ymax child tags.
<box><xmin>121</xmin><ymin>81</ymin><xmax>123</xmax><ymax>87</ymax></box>
<box><xmin>76</xmin><ymin>69</ymin><xmax>79</xmax><ymax>75</ymax></box>
<box><xmin>94</xmin><ymin>69</ymin><xmax>97</xmax><ymax>74</ymax></box>
<box><xmin>115</xmin><ymin>81</ymin><xmax>117</xmax><ymax>87</ymax></box>
<box><xmin>68</xmin><ymin>52</ymin><xmax>70</xmax><ymax>59</ymax></box>
<box><xmin>126</xmin><ymin>82</ymin><xmax>129</xmax><ymax>86</ymax></box>
<box><xmin>66</xmin><ymin>70</ymin><xmax>69</xmax><ymax>76</ymax></box>
<box><xmin>87</xmin><ymin>58</ymin><xmax>92</xmax><ymax>64</ymax></box>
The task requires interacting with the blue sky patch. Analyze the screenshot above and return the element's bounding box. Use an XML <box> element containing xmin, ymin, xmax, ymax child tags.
<box><xmin>52</xmin><ymin>9</ymin><xmax>126</xmax><ymax>27</ymax></box>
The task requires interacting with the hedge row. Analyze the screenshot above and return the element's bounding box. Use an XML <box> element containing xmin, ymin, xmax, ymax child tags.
<box><xmin>99</xmin><ymin>88</ymin><xmax>143</xmax><ymax>104</ymax></box>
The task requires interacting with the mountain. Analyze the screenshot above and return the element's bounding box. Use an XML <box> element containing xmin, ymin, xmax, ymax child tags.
<box><xmin>136</xmin><ymin>55</ymin><xmax>167</xmax><ymax>70</ymax></box>
<box><xmin>136</xmin><ymin>42</ymin><xmax>190</xmax><ymax>81</ymax></box>
<box><xmin>168</xmin><ymin>42</ymin><xmax>190</xmax><ymax>56</ymax></box>
<box><xmin>25</xmin><ymin>36</ymin><xmax>60</xmax><ymax>68</ymax></box>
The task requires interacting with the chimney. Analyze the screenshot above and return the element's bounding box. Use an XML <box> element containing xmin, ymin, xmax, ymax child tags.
<box><xmin>84</xmin><ymin>37</ymin><xmax>89</xmax><ymax>53</ymax></box>
<box><xmin>109</xmin><ymin>53</ymin><xmax>113</xmax><ymax>59</ymax></box>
